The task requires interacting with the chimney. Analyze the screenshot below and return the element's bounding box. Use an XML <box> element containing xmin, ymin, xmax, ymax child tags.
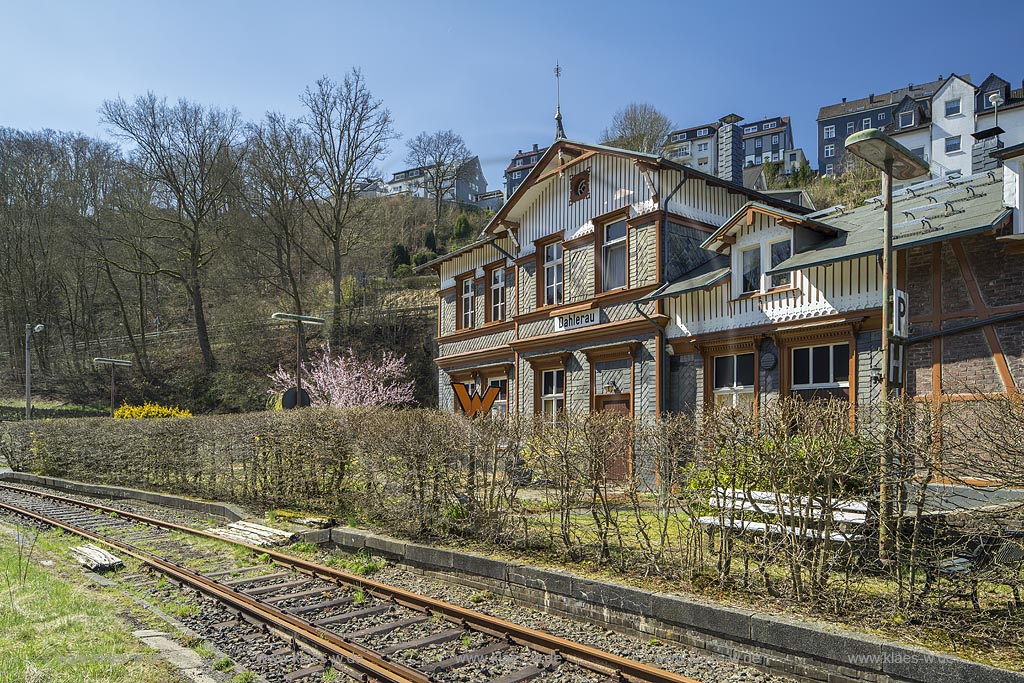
<box><xmin>938</xmin><ymin>74</ymin><xmax>943</xmax><ymax>81</ymax></box>
<box><xmin>717</xmin><ymin>114</ymin><xmax>744</xmax><ymax>184</ymax></box>
<box><xmin>842</xmin><ymin>97</ymin><xmax>847</xmax><ymax>103</ymax></box>
<box><xmin>533</xmin><ymin>143</ymin><xmax>538</xmax><ymax>151</ymax></box>
<box><xmin>869</xmin><ymin>93</ymin><xmax>875</xmax><ymax>103</ymax></box>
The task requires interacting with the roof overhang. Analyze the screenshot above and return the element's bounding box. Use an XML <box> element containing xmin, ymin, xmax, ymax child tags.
<box><xmin>701</xmin><ymin>202</ymin><xmax>841</xmax><ymax>253</ymax></box>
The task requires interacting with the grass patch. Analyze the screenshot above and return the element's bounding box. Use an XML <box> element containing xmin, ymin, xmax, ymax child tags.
<box><xmin>0</xmin><ymin>526</ymin><xmax>184</xmax><ymax>682</ymax></box>
<box><xmin>213</xmin><ymin>656</ymin><xmax>234</xmax><ymax>672</ymax></box>
<box><xmin>324</xmin><ymin>550</ymin><xmax>386</xmax><ymax>576</ymax></box>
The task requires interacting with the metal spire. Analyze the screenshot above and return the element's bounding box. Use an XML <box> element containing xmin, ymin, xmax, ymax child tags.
<box><xmin>554</xmin><ymin>61</ymin><xmax>566</xmax><ymax>141</ymax></box>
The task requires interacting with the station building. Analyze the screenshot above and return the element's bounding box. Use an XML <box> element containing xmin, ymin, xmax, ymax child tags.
<box><xmin>419</xmin><ymin>127</ymin><xmax>1024</xmax><ymax>440</ymax></box>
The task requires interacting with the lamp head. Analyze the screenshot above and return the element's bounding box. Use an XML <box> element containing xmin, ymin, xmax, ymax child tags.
<box><xmin>989</xmin><ymin>92</ymin><xmax>1005</xmax><ymax>108</ymax></box>
<box><xmin>33</xmin><ymin>324</ymin><xmax>44</xmax><ymax>333</ymax></box>
<box><xmin>845</xmin><ymin>128</ymin><xmax>929</xmax><ymax>181</ymax></box>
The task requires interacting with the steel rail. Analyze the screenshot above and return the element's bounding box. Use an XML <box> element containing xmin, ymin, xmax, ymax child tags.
<box><xmin>0</xmin><ymin>483</ymin><xmax>702</xmax><ymax>683</ymax></box>
<box><xmin>0</xmin><ymin>492</ymin><xmax>426</xmax><ymax>683</ymax></box>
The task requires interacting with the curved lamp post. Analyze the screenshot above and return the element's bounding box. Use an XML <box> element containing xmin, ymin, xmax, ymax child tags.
<box><xmin>271</xmin><ymin>312</ymin><xmax>326</xmax><ymax>408</ymax></box>
<box><xmin>94</xmin><ymin>358</ymin><xmax>133</xmax><ymax>417</ymax></box>
<box><xmin>844</xmin><ymin>128</ymin><xmax>928</xmax><ymax>562</ymax></box>
<box><xmin>25</xmin><ymin>323</ymin><xmax>44</xmax><ymax>419</ymax></box>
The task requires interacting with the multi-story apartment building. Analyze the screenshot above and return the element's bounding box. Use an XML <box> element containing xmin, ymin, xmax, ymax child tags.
<box><xmin>742</xmin><ymin>116</ymin><xmax>794</xmax><ymax>167</ymax></box>
<box><xmin>420</xmin><ymin>124</ymin><xmax>1023</xmax><ymax>477</ymax></box>
<box><xmin>818</xmin><ymin>73</ymin><xmax>1024</xmax><ymax>178</ymax></box>
<box><xmin>504</xmin><ymin>144</ymin><xmax>548</xmax><ymax>198</ymax></box>
<box><xmin>385</xmin><ymin>156</ymin><xmax>487</xmax><ymax>204</ymax></box>
<box><xmin>817</xmin><ymin>77</ymin><xmax>947</xmax><ymax>175</ymax></box>
<box><xmin>662</xmin><ymin>122</ymin><xmax>720</xmax><ymax>173</ymax></box>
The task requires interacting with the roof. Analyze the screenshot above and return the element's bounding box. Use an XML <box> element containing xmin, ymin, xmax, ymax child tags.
<box><xmin>768</xmin><ymin>169</ymin><xmax>1010</xmax><ymax>274</ymax></box>
<box><xmin>636</xmin><ymin>258</ymin><xmax>730</xmax><ymax>303</ymax></box>
<box><xmin>742</xmin><ymin>166</ymin><xmax>767</xmax><ymax>190</ymax></box>
<box><xmin>666</xmin><ymin>122</ymin><xmax>720</xmax><ymax>139</ymax></box>
<box><xmin>817</xmin><ymin>76</ymin><xmax>954</xmax><ymax>121</ymax></box>
<box><xmin>702</xmin><ymin>202</ymin><xmax>839</xmax><ymax>253</ymax></box>
<box><xmin>994</xmin><ymin>142</ymin><xmax>1024</xmax><ymax>161</ymax></box>
<box><xmin>741</xmin><ymin>116</ymin><xmax>790</xmax><ymax>138</ymax></box>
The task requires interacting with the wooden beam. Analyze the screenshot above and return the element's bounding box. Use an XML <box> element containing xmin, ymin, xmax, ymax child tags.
<box><xmin>530</xmin><ymin>150</ymin><xmax>599</xmax><ymax>186</ymax></box>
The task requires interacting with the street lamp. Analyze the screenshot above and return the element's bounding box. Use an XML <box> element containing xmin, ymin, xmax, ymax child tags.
<box><xmin>25</xmin><ymin>323</ymin><xmax>44</xmax><ymax>419</ymax></box>
<box><xmin>271</xmin><ymin>312</ymin><xmax>326</xmax><ymax>409</ymax></box>
<box><xmin>845</xmin><ymin>128</ymin><xmax>928</xmax><ymax>561</ymax></box>
<box><xmin>93</xmin><ymin>358</ymin><xmax>133</xmax><ymax>417</ymax></box>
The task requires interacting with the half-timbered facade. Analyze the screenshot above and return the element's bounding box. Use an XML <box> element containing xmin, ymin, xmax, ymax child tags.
<box><xmin>420</xmin><ymin>139</ymin><xmax>809</xmax><ymax>424</ymax></box>
<box><xmin>422</xmin><ymin>136</ymin><xmax>1023</xmax><ymax>442</ymax></box>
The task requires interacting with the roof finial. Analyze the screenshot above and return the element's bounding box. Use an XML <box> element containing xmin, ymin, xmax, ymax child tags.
<box><xmin>554</xmin><ymin>61</ymin><xmax>566</xmax><ymax>141</ymax></box>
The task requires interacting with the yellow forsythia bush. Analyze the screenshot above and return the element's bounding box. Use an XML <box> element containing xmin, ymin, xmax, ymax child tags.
<box><xmin>114</xmin><ymin>401</ymin><xmax>192</xmax><ymax>419</ymax></box>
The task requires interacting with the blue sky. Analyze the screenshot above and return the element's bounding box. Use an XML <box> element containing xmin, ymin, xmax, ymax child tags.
<box><xmin>3</xmin><ymin>0</ymin><xmax>1023</xmax><ymax>188</ymax></box>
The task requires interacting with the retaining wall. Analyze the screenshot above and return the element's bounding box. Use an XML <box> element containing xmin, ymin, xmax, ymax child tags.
<box><xmin>307</xmin><ymin>526</ymin><xmax>1023</xmax><ymax>683</ymax></box>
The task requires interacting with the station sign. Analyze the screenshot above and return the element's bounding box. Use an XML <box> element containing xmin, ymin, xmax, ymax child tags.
<box><xmin>554</xmin><ymin>308</ymin><xmax>601</xmax><ymax>332</ymax></box>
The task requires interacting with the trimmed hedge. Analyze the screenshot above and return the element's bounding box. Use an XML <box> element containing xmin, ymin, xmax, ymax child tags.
<box><xmin>0</xmin><ymin>409</ymin><xmax>352</xmax><ymax>512</ymax></box>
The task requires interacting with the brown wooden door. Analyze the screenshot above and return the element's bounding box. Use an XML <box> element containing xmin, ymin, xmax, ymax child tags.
<box><xmin>595</xmin><ymin>394</ymin><xmax>631</xmax><ymax>481</ymax></box>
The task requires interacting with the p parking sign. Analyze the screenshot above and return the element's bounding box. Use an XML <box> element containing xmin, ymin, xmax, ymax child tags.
<box><xmin>892</xmin><ymin>288</ymin><xmax>909</xmax><ymax>339</ymax></box>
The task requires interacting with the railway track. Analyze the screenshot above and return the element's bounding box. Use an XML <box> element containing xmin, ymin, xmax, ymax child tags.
<box><xmin>0</xmin><ymin>483</ymin><xmax>702</xmax><ymax>683</ymax></box>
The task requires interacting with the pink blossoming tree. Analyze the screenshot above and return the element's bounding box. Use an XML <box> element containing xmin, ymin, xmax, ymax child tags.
<box><xmin>269</xmin><ymin>345</ymin><xmax>414</xmax><ymax>408</ymax></box>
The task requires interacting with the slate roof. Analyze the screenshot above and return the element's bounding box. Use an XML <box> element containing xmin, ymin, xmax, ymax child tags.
<box><xmin>768</xmin><ymin>169</ymin><xmax>1010</xmax><ymax>274</ymax></box>
<box><xmin>637</xmin><ymin>257</ymin><xmax>730</xmax><ymax>302</ymax></box>
<box><xmin>818</xmin><ymin>76</ymin><xmax>952</xmax><ymax>121</ymax></box>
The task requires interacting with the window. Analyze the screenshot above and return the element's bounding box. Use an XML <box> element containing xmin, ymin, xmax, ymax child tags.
<box><xmin>824</xmin><ymin>125</ymin><xmax>836</xmax><ymax>139</ymax></box>
<box><xmin>460</xmin><ymin>277</ymin><xmax>474</xmax><ymax>329</ymax></box>
<box><xmin>763</xmin><ymin>121</ymin><xmax>778</xmax><ymax>130</ymax></box>
<box><xmin>911</xmin><ymin>147</ymin><xmax>925</xmax><ymax>160</ymax></box>
<box><xmin>945</xmin><ymin>135</ymin><xmax>962</xmax><ymax>153</ymax></box>
<box><xmin>697</xmin><ymin>157</ymin><xmax>709</xmax><ymax>168</ymax></box>
<box><xmin>744</xmin><ymin>125</ymin><xmax>758</xmax><ymax>134</ymax></box>
<box><xmin>791</xmin><ymin>343</ymin><xmax>850</xmax><ymax>389</ymax></box>
<box><xmin>543</xmin><ymin>242</ymin><xmax>563</xmax><ymax>306</ymax></box>
<box><xmin>714</xmin><ymin>353</ymin><xmax>755</xmax><ymax>409</ymax></box>
<box><xmin>697</xmin><ymin>142</ymin><xmax>708</xmax><ymax>152</ymax></box>
<box><xmin>772</xmin><ymin>134</ymin><xmax>779</xmax><ymax>145</ymax></box>
<box><xmin>755</xmin><ymin>138</ymin><xmax>762</xmax><ymax>148</ymax></box>
<box><xmin>490</xmin><ymin>268</ymin><xmax>505</xmax><ymax>321</ymax></box>
<box><xmin>679</xmin><ymin>143</ymin><xmax>691</xmax><ymax>155</ymax></box>
<box><xmin>945</xmin><ymin>98</ymin><xmax>961</xmax><ymax>116</ymax></box>
<box><xmin>512</xmin><ymin>170</ymin><xmax>522</xmax><ymax>179</ymax></box>
<box><xmin>878</xmin><ymin>111</ymin><xmax>887</xmax><ymax>121</ymax></box>
<box><xmin>488</xmin><ymin>377</ymin><xmax>508</xmax><ymax>420</ymax></box>
<box><xmin>846</xmin><ymin>121</ymin><xmax>855</xmax><ymax>135</ymax></box>
<box><xmin>862</xmin><ymin>117</ymin><xmax>871</xmax><ymax>130</ymax></box>
<box><xmin>602</xmin><ymin>219</ymin><xmax>627</xmax><ymax>291</ymax></box>
<box><xmin>824</xmin><ymin>144</ymin><xmax>835</xmax><ymax>158</ymax></box>
<box><xmin>672</xmin><ymin>132</ymin><xmax>687</xmax><ymax>141</ymax></box>
<box><xmin>825</xmin><ymin>164</ymin><xmax>834</xmax><ymax>175</ymax></box>
<box><xmin>740</xmin><ymin>247</ymin><xmax>760</xmax><ymax>293</ymax></box>
<box><xmin>898</xmin><ymin>111</ymin><xmax>914</xmax><ymax>128</ymax></box>
<box><xmin>769</xmin><ymin>239</ymin><xmax>792</xmax><ymax>288</ymax></box>
<box><xmin>697</xmin><ymin>127</ymin><xmax>709</xmax><ymax>136</ymax></box>
<box><xmin>541</xmin><ymin>369</ymin><xmax>565</xmax><ymax>421</ymax></box>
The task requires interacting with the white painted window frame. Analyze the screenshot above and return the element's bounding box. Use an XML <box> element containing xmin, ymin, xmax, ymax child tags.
<box><xmin>461</xmin><ymin>277</ymin><xmax>475</xmax><ymax>329</ymax></box>
<box><xmin>791</xmin><ymin>343</ymin><xmax>850</xmax><ymax>390</ymax></box>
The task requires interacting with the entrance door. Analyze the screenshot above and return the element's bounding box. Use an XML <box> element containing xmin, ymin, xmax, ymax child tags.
<box><xmin>595</xmin><ymin>394</ymin><xmax>631</xmax><ymax>480</ymax></box>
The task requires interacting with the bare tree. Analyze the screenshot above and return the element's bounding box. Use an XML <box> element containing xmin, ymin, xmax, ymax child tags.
<box><xmin>299</xmin><ymin>70</ymin><xmax>397</xmax><ymax>344</ymax></box>
<box><xmin>405</xmin><ymin>130</ymin><xmax>472</xmax><ymax>229</ymax></box>
<box><xmin>100</xmin><ymin>93</ymin><xmax>245</xmax><ymax>371</ymax></box>
<box><xmin>600</xmin><ymin>102</ymin><xmax>673</xmax><ymax>154</ymax></box>
<box><xmin>242</xmin><ymin>112</ymin><xmax>317</xmax><ymax>358</ymax></box>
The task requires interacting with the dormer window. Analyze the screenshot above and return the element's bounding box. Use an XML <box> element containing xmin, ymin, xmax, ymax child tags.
<box><xmin>697</xmin><ymin>127</ymin><xmax>709</xmax><ymax>136</ymax></box>
<box><xmin>899</xmin><ymin>111</ymin><xmax>914</xmax><ymax>128</ymax></box>
<box><xmin>735</xmin><ymin>236</ymin><xmax>794</xmax><ymax>296</ymax></box>
<box><xmin>602</xmin><ymin>219</ymin><xmax>627</xmax><ymax>291</ymax></box>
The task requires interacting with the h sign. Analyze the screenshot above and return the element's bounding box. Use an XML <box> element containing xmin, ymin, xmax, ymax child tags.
<box><xmin>892</xmin><ymin>288</ymin><xmax>909</xmax><ymax>339</ymax></box>
<box><xmin>452</xmin><ymin>383</ymin><xmax>500</xmax><ymax>418</ymax></box>
<box><xmin>887</xmin><ymin>341</ymin><xmax>905</xmax><ymax>388</ymax></box>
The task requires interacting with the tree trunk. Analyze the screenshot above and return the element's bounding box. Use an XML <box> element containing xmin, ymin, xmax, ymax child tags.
<box><xmin>331</xmin><ymin>231</ymin><xmax>343</xmax><ymax>345</ymax></box>
<box><xmin>190</xmin><ymin>280</ymin><xmax>215</xmax><ymax>371</ymax></box>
